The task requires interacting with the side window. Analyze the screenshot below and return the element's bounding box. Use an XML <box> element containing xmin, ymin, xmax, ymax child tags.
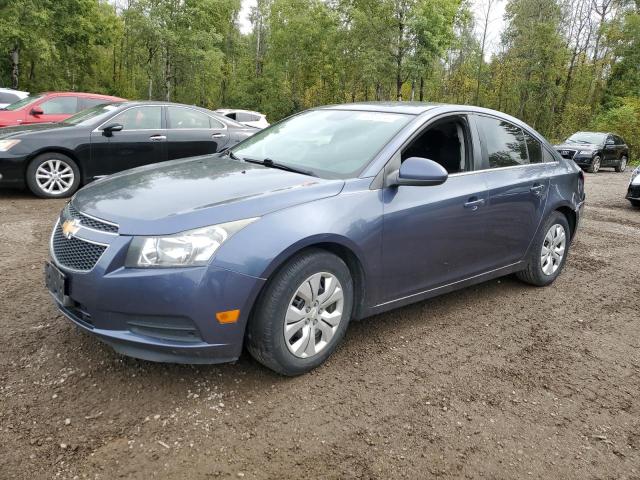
<box><xmin>606</xmin><ymin>135</ymin><xmax>615</xmax><ymax>145</ymax></box>
<box><xmin>225</xmin><ymin>112</ymin><xmax>237</xmax><ymax>120</ymax></box>
<box><xmin>523</xmin><ymin>131</ymin><xmax>543</xmax><ymax>164</ymax></box>
<box><xmin>543</xmin><ymin>148</ymin><xmax>558</xmax><ymax>163</ymax></box>
<box><xmin>81</xmin><ymin>98</ymin><xmax>109</xmax><ymax>110</ymax></box>
<box><xmin>614</xmin><ymin>136</ymin><xmax>624</xmax><ymax>145</ymax></box>
<box><xmin>110</xmin><ymin>106</ymin><xmax>162</xmax><ymax>130</ymax></box>
<box><xmin>476</xmin><ymin>116</ymin><xmax>528</xmax><ymax>168</ymax></box>
<box><xmin>210</xmin><ymin>116</ymin><xmax>225</xmax><ymax>129</ymax></box>
<box><xmin>167</xmin><ymin>107</ymin><xmax>212</xmax><ymax>129</ymax></box>
<box><xmin>41</xmin><ymin>96</ymin><xmax>78</xmax><ymax>114</ymax></box>
<box><xmin>401</xmin><ymin>116</ymin><xmax>470</xmax><ymax>174</ymax></box>
<box><xmin>0</xmin><ymin>92</ymin><xmax>19</xmax><ymax>104</ymax></box>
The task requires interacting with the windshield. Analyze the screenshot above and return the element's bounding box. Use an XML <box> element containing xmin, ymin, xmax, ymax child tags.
<box><xmin>231</xmin><ymin>109</ymin><xmax>413</xmax><ymax>178</ymax></box>
<box><xmin>566</xmin><ymin>132</ymin><xmax>606</xmax><ymax>144</ymax></box>
<box><xmin>2</xmin><ymin>94</ymin><xmax>44</xmax><ymax>111</ymax></box>
<box><xmin>63</xmin><ymin>103</ymin><xmax>123</xmax><ymax>126</ymax></box>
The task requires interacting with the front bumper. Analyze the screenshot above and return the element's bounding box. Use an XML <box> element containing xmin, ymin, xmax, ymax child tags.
<box><xmin>627</xmin><ymin>183</ymin><xmax>640</xmax><ymax>201</ymax></box>
<box><xmin>0</xmin><ymin>153</ymin><xmax>29</xmax><ymax>188</ymax></box>
<box><xmin>571</xmin><ymin>155</ymin><xmax>594</xmax><ymax>168</ymax></box>
<box><xmin>49</xmin><ymin>222</ymin><xmax>265</xmax><ymax>364</ymax></box>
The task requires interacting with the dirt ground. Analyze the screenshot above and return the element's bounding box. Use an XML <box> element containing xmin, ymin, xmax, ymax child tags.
<box><xmin>1</xmin><ymin>170</ymin><xmax>639</xmax><ymax>480</ymax></box>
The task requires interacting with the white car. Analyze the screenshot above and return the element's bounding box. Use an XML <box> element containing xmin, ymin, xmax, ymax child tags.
<box><xmin>215</xmin><ymin>109</ymin><xmax>270</xmax><ymax>129</ymax></box>
<box><xmin>0</xmin><ymin>88</ymin><xmax>29</xmax><ymax>109</ymax></box>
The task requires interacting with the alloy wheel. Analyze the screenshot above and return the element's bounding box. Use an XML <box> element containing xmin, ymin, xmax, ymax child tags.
<box><xmin>284</xmin><ymin>272</ymin><xmax>344</xmax><ymax>358</ymax></box>
<box><xmin>35</xmin><ymin>159</ymin><xmax>75</xmax><ymax>195</ymax></box>
<box><xmin>592</xmin><ymin>157</ymin><xmax>600</xmax><ymax>173</ymax></box>
<box><xmin>540</xmin><ymin>224</ymin><xmax>566</xmax><ymax>276</ymax></box>
<box><xmin>620</xmin><ymin>157</ymin><xmax>627</xmax><ymax>172</ymax></box>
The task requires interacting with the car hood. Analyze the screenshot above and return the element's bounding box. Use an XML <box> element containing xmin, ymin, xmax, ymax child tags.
<box><xmin>72</xmin><ymin>155</ymin><xmax>345</xmax><ymax>235</ymax></box>
<box><xmin>0</xmin><ymin>122</ymin><xmax>70</xmax><ymax>138</ymax></box>
<box><xmin>554</xmin><ymin>142</ymin><xmax>599</xmax><ymax>151</ymax></box>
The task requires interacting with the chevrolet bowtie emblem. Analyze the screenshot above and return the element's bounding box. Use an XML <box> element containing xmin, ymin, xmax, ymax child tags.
<box><xmin>62</xmin><ymin>219</ymin><xmax>81</xmax><ymax>239</ymax></box>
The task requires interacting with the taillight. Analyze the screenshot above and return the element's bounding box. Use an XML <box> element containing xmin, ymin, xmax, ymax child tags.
<box><xmin>578</xmin><ymin>170</ymin><xmax>585</xmax><ymax>198</ymax></box>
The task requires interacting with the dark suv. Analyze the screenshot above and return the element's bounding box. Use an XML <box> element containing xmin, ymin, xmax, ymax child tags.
<box><xmin>555</xmin><ymin>132</ymin><xmax>629</xmax><ymax>173</ymax></box>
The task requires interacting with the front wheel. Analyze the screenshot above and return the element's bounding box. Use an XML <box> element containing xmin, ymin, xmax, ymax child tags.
<box><xmin>246</xmin><ymin>249</ymin><xmax>354</xmax><ymax>376</ymax></box>
<box><xmin>516</xmin><ymin>212</ymin><xmax>571</xmax><ymax>287</ymax></box>
<box><xmin>615</xmin><ymin>156</ymin><xmax>627</xmax><ymax>173</ymax></box>
<box><xmin>587</xmin><ymin>155</ymin><xmax>601</xmax><ymax>173</ymax></box>
<box><xmin>26</xmin><ymin>153</ymin><xmax>80</xmax><ymax>198</ymax></box>
<box><xmin>630</xmin><ymin>199</ymin><xmax>640</xmax><ymax>208</ymax></box>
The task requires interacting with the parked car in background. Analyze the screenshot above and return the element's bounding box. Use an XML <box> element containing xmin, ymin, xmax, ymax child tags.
<box><xmin>215</xmin><ymin>109</ymin><xmax>269</xmax><ymax>129</ymax></box>
<box><xmin>44</xmin><ymin>103</ymin><xmax>584</xmax><ymax>375</ymax></box>
<box><xmin>0</xmin><ymin>92</ymin><xmax>124</xmax><ymax>128</ymax></box>
<box><xmin>0</xmin><ymin>101</ymin><xmax>257</xmax><ymax>197</ymax></box>
<box><xmin>0</xmin><ymin>88</ymin><xmax>29</xmax><ymax>109</ymax></box>
<box><xmin>554</xmin><ymin>132</ymin><xmax>629</xmax><ymax>173</ymax></box>
<box><xmin>627</xmin><ymin>166</ymin><xmax>640</xmax><ymax>207</ymax></box>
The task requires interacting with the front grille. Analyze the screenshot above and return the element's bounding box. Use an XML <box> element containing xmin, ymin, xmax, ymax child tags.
<box><xmin>52</xmin><ymin>223</ymin><xmax>107</xmax><ymax>271</ymax></box>
<box><xmin>65</xmin><ymin>203</ymin><xmax>118</xmax><ymax>234</ymax></box>
<box><xmin>557</xmin><ymin>149</ymin><xmax>576</xmax><ymax>159</ymax></box>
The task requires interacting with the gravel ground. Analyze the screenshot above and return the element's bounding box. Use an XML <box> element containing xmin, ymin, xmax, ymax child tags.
<box><xmin>1</xmin><ymin>170</ymin><xmax>639</xmax><ymax>480</ymax></box>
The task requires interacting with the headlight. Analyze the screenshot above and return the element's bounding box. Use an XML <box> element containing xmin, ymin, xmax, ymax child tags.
<box><xmin>125</xmin><ymin>218</ymin><xmax>259</xmax><ymax>268</ymax></box>
<box><xmin>631</xmin><ymin>167</ymin><xmax>640</xmax><ymax>186</ymax></box>
<box><xmin>0</xmin><ymin>139</ymin><xmax>20</xmax><ymax>151</ymax></box>
<box><xmin>578</xmin><ymin>150</ymin><xmax>594</xmax><ymax>155</ymax></box>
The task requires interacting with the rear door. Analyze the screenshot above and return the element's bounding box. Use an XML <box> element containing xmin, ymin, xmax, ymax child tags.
<box><xmin>25</xmin><ymin>95</ymin><xmax>79</xmax><ymax>124</ymax></box>
<box><xmin>165</xmin><ymin>106</ymin><xmax>230</xmax><ymax>160</ymax></box>
<box><xmin>89</xmin><ymin>105</ymin><xmax>167</xmax><ymax>177</ymax></box>
<box><xmin>473</xmin><ymin>114</ymin><xmax>550</xmax><ymax>270</ymax></box>
<box><xmin>603</xmin><ymin>135</ymin><xmax>617</xmax><ymax>165</ymax></box>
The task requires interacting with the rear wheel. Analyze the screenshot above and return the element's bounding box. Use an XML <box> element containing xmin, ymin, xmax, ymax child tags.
<box><xmin>587</xmin><ymin>155</ymin><xmax>601</xmax><ymax>173</ymax></box>
<box><xmin>26</xmin><ymin>152</ymin><xmax>80</xmax><ymax>198</ymax></box>
<box><xmin>246</xmin><ymin>249</ymin><xmax>353</xmax><ymax>376</ymax></box>
<box><xmin>516</xmin><ymin>211</ymin><xmax>570</xmax><ymax>287</ymax></box>
<box><xmin>615</xmin><ymin>156</ymin><xmax>627</xmax><ymax>173</ymax></box>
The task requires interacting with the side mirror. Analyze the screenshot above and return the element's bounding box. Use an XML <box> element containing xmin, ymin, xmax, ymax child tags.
<box><xmin>102</xmin><ymin>123</ymin><xmax>123</xmax><ymax>137</ymax></box>
<box><xmin>388</xmin><ymin>157</ymin><xmax>448</xmax><ymax>187</ymax></box>
<box><xmin>30</xmin><ymin>106</ymin><xmax>43</xmax><ymax>116</ymax></box>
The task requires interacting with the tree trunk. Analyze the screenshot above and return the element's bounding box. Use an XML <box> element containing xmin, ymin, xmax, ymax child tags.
<box><xmin>10</xmin><ymin>43</ymin><xmax>20</xmax><ymax>89</ymax></box>
<box><xmin>419</xmin><ymin>77</ymin><xmax>424</xmax><ymax>101</ymax></box>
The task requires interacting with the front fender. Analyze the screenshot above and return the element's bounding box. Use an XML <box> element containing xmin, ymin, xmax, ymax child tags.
<box><xmin>211</xmin><ymin>181</ymin><xmax>385</xmax><ymax>307</ymax></box>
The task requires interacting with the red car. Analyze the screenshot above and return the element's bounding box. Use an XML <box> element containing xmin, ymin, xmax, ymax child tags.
<box><xmin>0</xmin><ymin>92</ymin><xmax>125</xmax><ymax>127</ymax></box>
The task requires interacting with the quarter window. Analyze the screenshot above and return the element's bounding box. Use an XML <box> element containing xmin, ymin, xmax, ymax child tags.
<box><xmin>41</xmin><ymin>96</ymin><xmax>78</xmax><ymax>114</ymax></box>
<box><xmin>477</xmin><ymin>116</ymin><xmax>528</xmax><ymax>168</ymax></box>
<box><xmin>524</xmin><ymin>131</ymin><xmax>543</xmax><ymax>164</ymax></box>
<box><xmin>110</xmin><ymin>106</ymin><xmax>162</xmax><ymax>130</ymax></box>
<box><xmin>167</xmin><ymin>107</ymin><xmax>212</xmax><ymax>129</ymax></box>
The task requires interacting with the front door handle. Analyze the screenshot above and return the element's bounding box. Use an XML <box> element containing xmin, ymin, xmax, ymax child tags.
<box><xmin>530</xmin><ymin>184</ymin><xmax>545</xmax><ymax>195</ymax></box>
<box><xmin>464</xmin><ymin>197</ymin><xmax>485</xmax><ymax>211</ymax></box>
<box><xmin>149</xmin><ymin>135</ymin><xmax>166</xmax><ymax>142</ymax></box>
<box><xmin>211</xmin><ymin>133</ymin><xmax>226</xmax><ymax>139</ymax></box>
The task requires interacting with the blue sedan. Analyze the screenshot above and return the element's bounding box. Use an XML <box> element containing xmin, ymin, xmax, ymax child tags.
<box><xmin>45</xmin><ymin>103</ymin><xmax>585</xmax><ymax>375</ymax></box>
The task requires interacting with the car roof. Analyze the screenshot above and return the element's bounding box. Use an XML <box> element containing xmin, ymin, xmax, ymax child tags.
<box><xmin>215</xmin><ymin>108</ymin><xmax>264</xmax><ymax>116</ymax></box>
<box><xmin>0</xmin><ymin>87</ymin><xmax>28</xmax><ymax>94</ymax></box>
<box><xmin>322</xmin><ymin>102</ymin><xmax>443</xmax><ymax>115</ymax></box>
<box><xmin>38</xmin><ymin>92</ymin><xmax>124</xmax><ymax>99</ymax></box>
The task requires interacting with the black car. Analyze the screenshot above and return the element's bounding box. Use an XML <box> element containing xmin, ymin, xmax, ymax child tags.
<box><xmin>554</xmin><ymin>132</ymin><xmax>629</xmax><ymax>173</ymax></box>
<box><xmin>0</xmin><ymin>101</ymin><xmax>256</xmax><ymax>197</ymax></box>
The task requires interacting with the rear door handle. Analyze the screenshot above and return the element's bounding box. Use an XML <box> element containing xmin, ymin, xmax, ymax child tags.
<box><xmin>149</xmin><ymin>135</ymin><xmax>166</xmax><ymax>142</ymax></box>
<box><xmin>211</xmin><ymin>133</ymin><xmax>226</xmax><ymax>139</ymax></box>
<box><xmin>464</xmin><ymin>197</ymin><xmax>485</xmax><ymax>210</ymax></box>
<box><xmin>530</xmin><ymin>184</ymin><xmax>545</xmax><ymax>195</ymax></box>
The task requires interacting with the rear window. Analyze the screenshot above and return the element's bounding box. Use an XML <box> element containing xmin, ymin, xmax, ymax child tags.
<box><xmin>476</xmin><ymin>115</ymin><xmax>528</xmax><ymax>168</ymax></box>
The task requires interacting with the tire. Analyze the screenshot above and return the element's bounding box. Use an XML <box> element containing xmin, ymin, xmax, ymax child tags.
<box><xmin>26</xmin><ymin>152</ymin><xmax>80</xmax><ymax>198</ymax></box>
<box><xmin>246</xmin><ymin>249</ymin><xmax>354</xmax><ymax>376</ymax></box>
<box><xmin>587</xmin><ymin>155</ymin><xmax>601</xmax><ymax>173</ymax></box>
<box><xmin>516</xmin><ymin>211</ymin><xmax>571</xmax><ymax>287</ymax></box>
<box><xmin>615</xmin><ymin>156</ymin><xmax>627</xmax><ymax>173</ymax></box>
<box><xmin>630</xmin><ymin>199</ymin><xmax>640</xmax><ymax>208</ymax></box>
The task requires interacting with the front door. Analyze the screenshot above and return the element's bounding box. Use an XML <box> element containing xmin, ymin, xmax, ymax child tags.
<box><xmin>473</xmin><ymin>114</ymin><xmax>549</xmax><ymax>270</ymax></box>
<box><xmin>381</xmin><ymin>115</ymin><xmax>491</xmax><ymax>303</ymax></box>
<box><xmin>89</xmin><ymin>105</ymin><xmax>167</xmax><ymax>178</ymax></box>
<box><xmin>24</xmin><ymin>96</ymin><xmax>79</xmax><ymax>124</ymax></box>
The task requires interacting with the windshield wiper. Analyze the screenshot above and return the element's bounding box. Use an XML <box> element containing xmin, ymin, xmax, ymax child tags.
<box><xmin>242</xmin><ymin>157</ymin><xmax>315</xmax><ymax>177</ymax></box>
<box><xmin>223</xmin><ymin>149</ymin><xmax>241</xmax><ymax>160</ymax></box>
